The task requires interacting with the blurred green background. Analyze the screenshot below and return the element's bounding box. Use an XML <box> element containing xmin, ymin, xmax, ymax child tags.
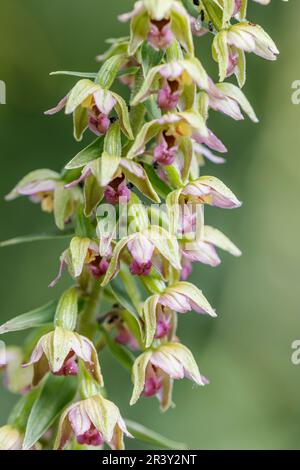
<box><xmin>0</xmin><ymin>0</ymin><xmax>300</xmax><ymax>450</ymax></box>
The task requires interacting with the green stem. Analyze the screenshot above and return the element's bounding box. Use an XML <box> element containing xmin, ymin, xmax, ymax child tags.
<box><xmin>79</xmin><ymin>279</ymin><xmax>102</xmax><ymax>339</ymax></box>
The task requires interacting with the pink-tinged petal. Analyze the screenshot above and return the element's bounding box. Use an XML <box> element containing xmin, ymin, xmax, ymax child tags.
<box><xmin>209</xmin><ymin>96</ymin><xmax>244</xmax><ymax>121</ymax></box>
<box><xmin>182</xmin><ymin>183</ymin><xmax>211</xmax><ymax>198</ymax></box>
<box><xmin>72</xmin><ymin>337</ymin><xmax>93</xmax><ymax>364</ymax></box>
<box><xmin>155</xmin><ymin>312</ymin><xmax>171</xmax><ymax>339</ymax></box>
<box><xmin>23</xmin><ymin>343</ymin><xmax>44</xmax><ymax>367</ymax></box>
<box><xmin>159</xmin><ymin>292</ymin><xmax>192</xmax><ymax>313</ymax></box>
<box><xmin>49</xmin><ymin>256</ymin><xmax>66</xmax><ymax>288</ymax></box>
<box><xmin>45</xmin><ymin>95</ymin><xmax>68</xmax><ymax>115</ymax></box>
<box><xmin>93</xmin><ymin>90</ymin><xmax>116</xmax><ymax>115</ymax></box>
<box><xmin>120</xmin><ymin>159</ymin><xmax>145</xmax><ymax>178</ymax></box>
<box><xmin>160</xmin><ymin>63</ymin><xmax>184</xmax><ymax>80</ymax></box>
<box><xmin>118</xmin><ymin>3</ymin><xmax>144</xmax><ymax>22</ymax></box>
<box><xmin>180</xmin><ymin>258</ymin><xmax>193</xmax><ymax>281</ymax></box>
<box><xmin>193</xmin><ymin>143</ymin><xmax>226</xmax><ymax>164</ymax></box>
<box><xmin>18</xmin><ymin>180</ymin><xmax>56</xmax><ymax>196</ymax></box>
<box><xmin>194</xmin><ymin>129</ymin><xmax>227</xmax><ymax>153</ymax></box>
<box><xmin>65</xmin><ymin>167</ymin><xmax>92</xmax><ymax>189</ymax></box>
<box><xmin>233</xmin><ymin>0</ymin><xmax>242</xmax><ymax>15</ymax></box>
<box><xmin>127</xmin><ymin>234</ymin><xmax>155</xmax><ymax>265</ymax></box>
<box><xmin>150</xmin><ymin>352</ymin><xmax>185</xmax><ymax>380</ymax></box>
<box><xmin>68</xmin><ymin>405</ymin><xmax>91</xmax><ymax>436</ymax></box>
<box><xmin>182</xmin><ymin>241</ymin><xmax>221</xmax><ymax>267</ymax></box>
<box><xmin>227</xmin><ymin>50</ymin><xmax>239</xmax><ymax>77</ymax></box>
<box><xmin>117</xmin><ymin>416</ymin><xmax>133</xmax><ymax>438</ymax></box>
<box><xmin>209</xmin><ymin>191</ymin><xmax>241</xmax><ymax>209</ymax></box>
<box><xmin>157</xmin><ymin>113</ymin><xmax>181</xmax><ymax>126</ymax></box>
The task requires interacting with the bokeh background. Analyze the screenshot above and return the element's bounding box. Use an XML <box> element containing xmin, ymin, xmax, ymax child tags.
<box><xmin>0</xmin><ymin>0</ymin><xmax>300</xmax><ymax>450</ymax></box>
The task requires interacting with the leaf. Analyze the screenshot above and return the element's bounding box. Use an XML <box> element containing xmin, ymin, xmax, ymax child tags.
<box><xmin>53</xmin><ymin>182</ymin><xmax>72</xmax><ymax>230</ymax></box>
<box><xmin>50</xmin><ymin>71</ymin><xmax>97</xmax><ymax>79</ymax></box>
<box><xmin>170</xmin><ymin>3</ymin><xmax>194</xmax><ymax>55</ymax></box>
<box><xmin>69</xmin><ymin>236</ymin><xmax>91</xmax><ymax>277</ymax></box>
<box><xmin>125</xmin><ymin>420</ymin><xmax>187</xmax><ymax>450</ymax></box>
<box><xmin>0</xmin><ymin>230</ymin><xmax>73</xmax><ymax>248</ymax></box>
<box><xmin>129</xmin><ymin>11</ymin><xmax>149</xmax><ymax>55</ymax></box>
<box><xmin>122</xmin><ymin>161</ymin><xmax>161</xmax><ymax>203</ymax></box>
<box><xmin>54</xmin><ymin>287</ymin><xmax>78</xmax><ymax>331</ymax></box>
<box><xmin>110</xmin><ymin>277</ymin><xmax>140</xmax><ymax>317</ymax></box>
<box><xmin>141</xmin><ymin>42</ymin><xmax>164</xmax><ymax>76</ymax></box>
<box><xmin>73</xmin><ymin>105</ymin><xmax>88</xmax><ymax>141</ymax></box>
<box><xmin>65</xmin><ymin>79</ymin><xmax>100</xmax><ymax>114</ymax></box>
<box><xmin>111</xmin><ymin>92</ymin><xmax>134</xmax><ymax>140</ymax></box>
<box><xmin>212</xmin><ymin>31</ymin><xmax>229</xmax><ymax>82</ymax></box>
<box><xmin>143</xmin><ymin>294</ymin><xmax>160</xmax><ymax>348</ymax></box>
<box><xmin>143</xmin><ymin>164</ymin><xmax>171</xmax><ymax>200</ymax></box>
<box><xmin>0</xmin><ymin>300</ymin><xmax>58</xmax><ymax>335</ymax></box>
<box><xmin>104</xmin><ymin>120</ymin><xmax>122</xmax><ymax>157</ymax></box>
<box><xmin>8</xmin><ymin>388</ymin><xmax>40</xmax><ymax>432</ymax></box>
<box><xmin>23</xmin><ymin>374</ymin><xmax>77</xmax><ymax>450</ymax></box>
<box><xmin>98</xmin><ymin>325</ymin><xmax>134</xmax><ymax>371</ymax></box>
<box><xmin>84</xmin><ymin>174</ymin><xmax>104</xmax><ymax>216</ymax></box>
<box><xmin>95</xmin><ymin>54</ymin><xmax>127</xmax><ymax>89</ymax></box>
<box><xmin>130</xmin><ymin>352</ymin><xmax>152</xmax><ymax>406</ymax></box>
<box><xmin>65</xmin><ymin>137</ymin><xmax>104</xmax><ymax>170</ymax></box>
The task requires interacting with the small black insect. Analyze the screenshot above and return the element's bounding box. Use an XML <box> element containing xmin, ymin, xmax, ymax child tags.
<box><xmin>193</xmin><ymin>0</ymin><xmax>200</xmax><ymax>6</ymax></box>
<box><xmin>200</xmin><ymin>9</ymin><xmax>205</xmax><ymax>22</ymax></box>
<box><xmin>127</xmin><ymin>182</ymin><xmax>134</xmax><ymax>189</ymax></box>
<box><xmin>110</xmin><ymin>116</ymin><xmax>118</xmax><ymax>123</ymax></box>
<box><xmin>153</xmin><ymin>162</ymin><xmax>159</xmax><ymax>170</ymax></box>
<box><xmin>208</xmin><ymin>21</ymin><xmax>214</xmax><ymax>32</ymax></box>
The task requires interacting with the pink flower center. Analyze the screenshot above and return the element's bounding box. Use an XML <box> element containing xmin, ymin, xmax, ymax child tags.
<box><xmin>77</xmin><ymin>426</ymin><xmax>104</xmax><ymax>447</ymax></box>
<box><xmin>104</xmin><ymin>177</ymin><xmax>131</xmax><ymax>205</ymax></box>
<box><xmin>155</xmin><ymin>317</ymin><xmax>171</xmax><ymax>339</ymax></box>
<box><xmin>154</xmin><ymin>133</ymin><xmax>178</xmax><ymax>166</ymax></box>
<box><xmin>54</xmin><ymin>352</ymin><xmax>78</xmax><ymax>377</ymax></box>
<box><xmin>88</xmin><ymin>107</ymin><xmax>111</xmax><ymax>136</ymax></box>
<box><xmin>89</xmin><ymin>257</ymin><xmax>109</xmax><ymax>279</ymax></box>
<box><xmin>148</xmin><ymin>19</ymin><xmax>174</xmax><ymax>50</ymax></box>
<box><xmin>130</xmin><ymin>260</ymin><xmax>152</xmax><ymax>276</ymax></box>
<box><xmin>157</xmin><ymin>81</ymin><xmax>180</xmax><ymax>111</ymax></box>
<box><xmin>143</xmin><ymin>372</ymin><xmax>162</xmax><ymax>397</ymax></box>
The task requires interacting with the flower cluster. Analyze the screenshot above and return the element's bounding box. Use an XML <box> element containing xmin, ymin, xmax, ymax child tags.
<box><xmin>0</xmin><ymin>0</ymin><xmax>283</xmax><ymax>450</ymax></box>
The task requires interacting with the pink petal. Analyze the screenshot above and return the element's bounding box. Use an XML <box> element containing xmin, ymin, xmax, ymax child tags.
<box><xmin>18</xmin><ymin>180</ymin><xmax>56</xmax><ymax>196</ymax></box>
<box><xmin>44</xmin><ymin>95</ymin><xmax>68</xmax><ymax>115</ymax></box>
